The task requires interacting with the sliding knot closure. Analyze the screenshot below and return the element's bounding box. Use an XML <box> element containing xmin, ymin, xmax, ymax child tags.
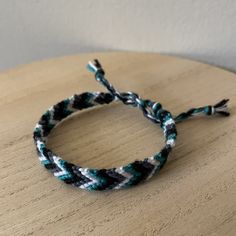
<box><xmin>33</xmin><ymin>59</ymin><xmax>230</xmax><ymax>191</ymax></box>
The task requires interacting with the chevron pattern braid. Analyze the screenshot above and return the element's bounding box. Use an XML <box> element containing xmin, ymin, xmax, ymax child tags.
<box><xmin>33</xmin><ymin>59</ymin><xmax>230</xmax><ymax>191</ymax></box>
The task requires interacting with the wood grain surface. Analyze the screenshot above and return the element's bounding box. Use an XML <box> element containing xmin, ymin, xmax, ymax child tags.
<box><xmin>0</xmin><ymin>52</ymin><xmax>235</xmax><ymax>236</ymax></box>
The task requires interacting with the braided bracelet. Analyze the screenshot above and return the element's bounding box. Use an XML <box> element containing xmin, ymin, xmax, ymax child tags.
<box><xmin>33</xmin><ymin>59</ymin><xmax>230</xmax><ymax>191</ymax></box>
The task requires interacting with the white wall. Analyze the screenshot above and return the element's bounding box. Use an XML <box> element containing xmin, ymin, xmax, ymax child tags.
<box><xmin>1</xmin><ymin>0</ymin><xmax>236</xmax><ymax>71</ymax></box>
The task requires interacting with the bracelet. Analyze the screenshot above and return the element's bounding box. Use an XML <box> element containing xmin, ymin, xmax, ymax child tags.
<box><xmin>33</xmin><ymin>59</ymin><xmax>230</xmax><ymax>191</ymax></box>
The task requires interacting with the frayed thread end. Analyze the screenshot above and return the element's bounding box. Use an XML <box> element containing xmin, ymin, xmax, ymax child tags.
<box><xmin>87</xmin><ymin>59</ymin><xmax>105</xmax><ymax>75</ymax></box>
<box><xmin>213</xmin><ymin>99</ymin><xmax>230</xmax><ymax>116</ymax></box>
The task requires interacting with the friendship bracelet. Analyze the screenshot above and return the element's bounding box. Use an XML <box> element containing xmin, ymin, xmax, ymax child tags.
<box><xmin>33</xmin><ymin>59</ymin><xmax>230</xmax><ymax>191</ymax></box>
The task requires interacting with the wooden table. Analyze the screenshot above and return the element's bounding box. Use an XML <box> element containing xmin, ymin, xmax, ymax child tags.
<box><xmin>0</xmin><ymin>52</ymin><xmax>235</xmax><ymax>236</ymax></box>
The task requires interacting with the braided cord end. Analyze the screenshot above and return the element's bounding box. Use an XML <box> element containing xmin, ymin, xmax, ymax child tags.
<box><xmin>87</xmin><ymin>61</ymin><xmax>98</xmax><ymax>73</ymax></box>
<box><xmin>204</xmin><ymin>99</ymin><xmax>230</xmax><ymax>116</ymax></box>
<box><xmin>174</xmin><ymin>98</ymin><xmax>230</xmax><ymax>122</ymax></box>
<box><xmin>87</xmin><ymin>59</ymin><xmax>104</xmax><ymax>74</ymax></box>
<box><xmin>212</xmin><ymin>98</ymin><xmax>230</xmax><ymax>116</ymax></box>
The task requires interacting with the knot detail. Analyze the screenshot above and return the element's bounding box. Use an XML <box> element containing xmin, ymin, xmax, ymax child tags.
<box><xmin>88</xmin><ymin>59</ymin><xmax>230</xmax><ymax>124</ymax></box>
